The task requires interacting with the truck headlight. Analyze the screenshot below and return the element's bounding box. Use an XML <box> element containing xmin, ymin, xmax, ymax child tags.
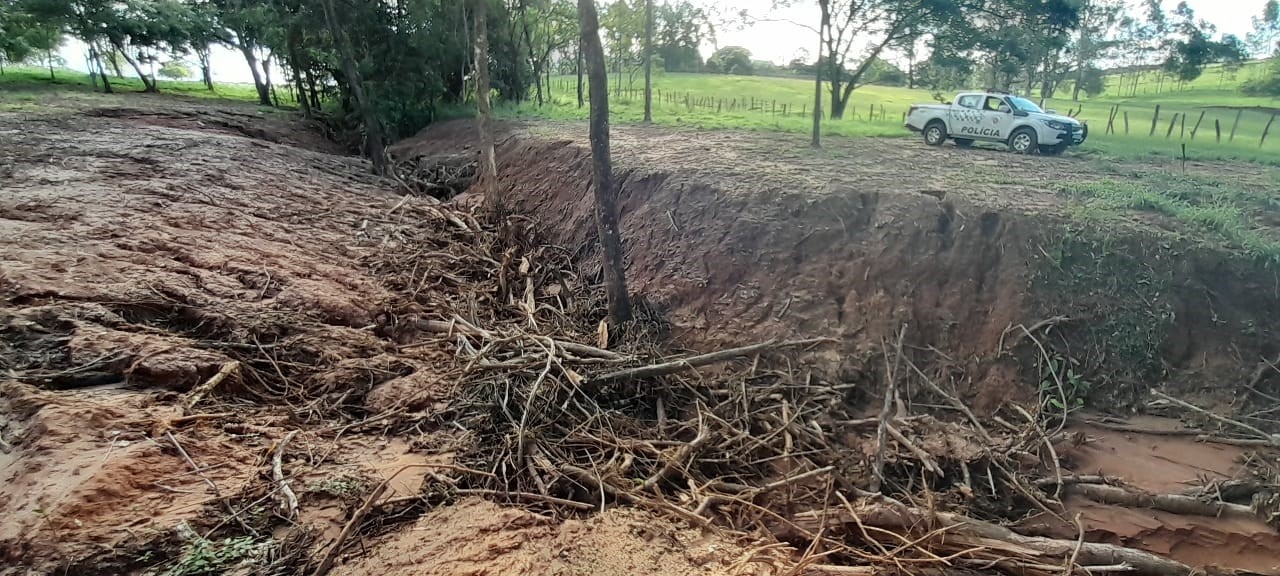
<box><xmin>1044</xmin><ymin>120</ymin><xmax>1067</xmax><ymax>131</ymax></box>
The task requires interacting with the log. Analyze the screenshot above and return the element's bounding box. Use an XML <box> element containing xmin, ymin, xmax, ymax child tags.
<box><xmin>789</xmin><ymin>498</ymin><xmax>1196</xmax><ymax>576</ymax></box>
<box><xmin>1065</xmin><ymin>483</ymin><xmax>1258</xmax><ymax>521</ymax></box>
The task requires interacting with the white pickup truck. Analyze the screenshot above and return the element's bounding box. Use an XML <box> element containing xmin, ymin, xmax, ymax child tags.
<box><xmin>905</xmin><ymin>92</ymin><xmax>1087</xmax><ymax>155</ymax></box>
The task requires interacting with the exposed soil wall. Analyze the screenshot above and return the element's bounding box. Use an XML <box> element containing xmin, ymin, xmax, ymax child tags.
<box><xmin>395</xmin><ymin>121</ymin><xmax>1280</xmax><ymax>413</ymax></box>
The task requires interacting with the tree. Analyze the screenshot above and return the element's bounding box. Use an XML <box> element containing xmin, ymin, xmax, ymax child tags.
<box><xmin>20</xmin><ymin>0</ymin><xmax>194</xmax><ymax>93</ymax></box>
<box><xmin>655</xmin><ymin>1</ymin><xmax>710</xmax><ymax>72</ymax></box>
<box><xmin>1069</xmin><ymin>0</ymin><xmax>1123</xmax><ymax>101</ymax></box>
<box><xmin>319</xmin><ymin>0</ymin><xmax>386</xmax><ymax>174</ymax></box>
<box><xmin>643</xmin><ymin>0</ymin><xmax>652</xmax><ymax>123</ymax></box>
<box><xmin>706</xmin><ymin>46</ymin><xmax>752</xmax><ymax>75</ymax></box>
<box><xmin>1248</xmin><ymin>0</ymin><xmax>1280</xmax><ymax>58</ymax></box>
<box><xmin>579</xmin><ymin>0</ymin><xmax>632</xmax><ymax>326</ymax></box>
<box><xmin>158</xmin><ymin>59</ymin><xmax>191</xmax><ymax>80</ymax></box>
<box><xmin>474</xmin><ymin>0</ymin><xmax>499</xmax><ymax>209</ymax></box>
<box><xmin>812</xmin><ymin>0</ymin><xmax>967</xmax><ymax>119</ymax></box>
<box><xmin>1161</xmin><ymin>2</ymin><xmax>1247</xmax><ymax>84</ymax></box>
<box><xmin>213</xmin><ymin>0</ymin><xmax>275</xmax><ymax>105</ymax></box>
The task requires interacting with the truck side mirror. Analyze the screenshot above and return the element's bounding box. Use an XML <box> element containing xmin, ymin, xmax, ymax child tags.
<box><xmin>1012</xmin><ymin>109</ymin><xmax>1029</xmax><ymax>117</ymax></box>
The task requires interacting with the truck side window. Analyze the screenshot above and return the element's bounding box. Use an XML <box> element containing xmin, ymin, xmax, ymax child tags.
<box><xmin>957</xmin><ymin>95</ymin><xmax>980</xmax><ymax>109</ymax></box>
<box><xmin>984</xmin><ymin>97</ymin><xmax>1005</xmax><ymax>111</ymax></box>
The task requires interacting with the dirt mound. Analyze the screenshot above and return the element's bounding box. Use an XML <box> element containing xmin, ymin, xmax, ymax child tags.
<box><xmin>335</xmin><ymin>498</ymin><xmax>771</xmax><ymax>576</ymax></box>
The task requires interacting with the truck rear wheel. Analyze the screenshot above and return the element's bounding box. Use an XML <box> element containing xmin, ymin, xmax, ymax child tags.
<box><xmin>924</xmin><ymin>121</ymin><xmax>947</xmax><ymax>146</ymax></box>
<box><xmin>1008</xmin><ymin>127</ymin><xmax>1038</xmax><ymax>155</ymax></box>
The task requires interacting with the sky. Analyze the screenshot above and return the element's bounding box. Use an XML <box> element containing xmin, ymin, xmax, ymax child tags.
<box><xmin>54</xmin><ymin>0</ymin><xmax>1266</xmax><ymax>85</ymax></box>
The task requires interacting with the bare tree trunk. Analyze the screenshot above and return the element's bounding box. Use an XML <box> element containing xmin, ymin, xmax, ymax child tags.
<box><xmin>287</xmin><ymin>37</ymin><xmax>312</xmax><ymax>118</ymax></box>
<box><xmin>643</xmin><ymin>0</ymin><xmax>654</xmax><ymax>123</ymax></box>
<box><xmin>579</xmin><ymin>0</ymin><xmax>632</xmax><ymax>326</ymax></box>
<box><xmin>89</xmin><ymin>45</ymin><xmax>112</xmax><ymax>94</ymax></box>
<box><xmin>473</xmin><ymin>0</ymin><xmax>500</xmax><ymax>210</ymax></box>
<box><xmin>261</xmin><ymin>52</ymin><xmax>275</xmax><ymax>105</ymax></box>
<box><xmin>108</xmin><ymin>49</ymin><xmax>124</xmax><ymax>78</ymax></box>
<box><xmin>577</xmin><ymin>40</ymin><xmax>585</xmax><ymax>108</ymax></box>
<box><xmin>111</xmin><ymin>40</ymin><xmax>156</xmax><ymax>92</ymax></box>
<box><xmin>811</xmin><ymin>8</ymin><xmax>826</xmax><ymax>148</ymax></box>
<box><xmin>517</xmin><ymin>0</ymin><xmax>541</xmax><ymax>106</ymax></box>
<box><xmin>237</xmin><ymin>43</ymin><xmax>272</xmax><ymax>106</ymax></box>
<box><xmin>320</xmin><ymin>0</ymin><xmax>387</xmax><ymax>175</ymax></box>
<box><xmin>197</xmin><ymin>48</ymin><xmax>214</xmax><ymax>91</ymax></box>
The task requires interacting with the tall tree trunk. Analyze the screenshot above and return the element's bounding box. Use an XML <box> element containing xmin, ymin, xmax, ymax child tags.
<box><xmin>47</xmin><ymin>50</ymin><xmax>55</xmax><ymax>80</ymax></box>
<box><xmin>287</xmin><ymin>37</ymin><xmax>312</xmax><ymax>118</ymax></box>
<box><xmin>811</xmin><ymin>55</ymin><xmax>823</xmax><ymax>147</ymax></box>
<box><xmin>89</xmin><ymin>45</ymin><xmax>112</xmax><ymax>93</ymax></box>
<box><xmin>577</xmin><ymin>40</ymin><xmax>585</xmax><ymax>108</ymax></box>
<box><xmin>237</xmin><ymin>43</ymin><xmax>272</xmax><ymax>106</ymax></box>
<box><xmin>262</xmin><ymin>53</ymin><xmax>275</xmax><ymax>105</ymax></box>
<box><xmin>643</xmin><ymin>0</ymin><xmax>654</xmax><ymax>123</ymax></box>
<box><xmin>108</xmin><ymin>49</ymin><xmax>124</xmax><ymax>78</ymax></box>
<box><xmin>305</xmin><ymin>66</ymin><xmax>321</xmax><ymax>109</ymax></box>
<box><xmin>518</xmin><ymin>0</ymin><xmax>541</xmax><ymax>106</ymax></box>
<box><xmin>473</xmin><ymin>0</ymin><xmax>500</xmax><ymax>210</ymax></box>
<box><xmin>320</xmin><ymin>0</ymin><xmax>387</xmax><ymax>175</ymax></box>
<box><xmin>578</xmin><ymin>0</ymin><xmax>632</xmax><ymax>326</ymax></box>
<box><xmin>111</xmin><ymin>40</ymin><xmax>156</xmax><ymax>92</ymax></box>
<box><xmin>198</xmin><ymin>49</ymin><xmax>214</xmax><ymax>91</ymax></box>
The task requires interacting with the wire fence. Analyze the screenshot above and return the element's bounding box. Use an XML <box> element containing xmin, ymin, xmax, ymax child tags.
<box><xmin>545</xmin><ymin>79</ymin><xmax>1280</xmax><ymax>150</ymax></box>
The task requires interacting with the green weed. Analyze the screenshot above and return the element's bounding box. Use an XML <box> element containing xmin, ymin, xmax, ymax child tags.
<box><xmin>163</xmin><ymin>536</ymin><xmax>261</xmax><ymax>576</ymax></box>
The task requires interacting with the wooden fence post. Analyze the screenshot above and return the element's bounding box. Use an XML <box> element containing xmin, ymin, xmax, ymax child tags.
<box><xmin>1124</xmin><ymin>111</ymin><xmax>1130</xmax><ymax>134</ymax></box>
<box><xmin>1215</xmin><ymin>119</ymin><xmax>1221</xmax><ymax>142</ymax></box>
<box><xmin>1165</xmin><ymin>113</ymin><xmax>1178</xmax><ymax>138</ymax></box>
<box><xmin>1229</xmin><ymin>109</ymin><xmax>1242</xmax><ymax>142</ymax></box>
<box><xmin>1149</xmin><ymin>104</ymin><xmax>1161</xmax><ymax>136</ymax></box>
<box><xmin>1261</xmin><ymin>114</ymin><xmax>1276</xmax><ymax>148</ymax></box>
<box><xmin>1190</xmin><ymin>110</ymin><xmax>1205</xmax><ymax>139</ymax></box>
<box><xmin>1180</xmin><ymin>113</ymin><xmax>1186</xmax><ymax>139</ymax></box>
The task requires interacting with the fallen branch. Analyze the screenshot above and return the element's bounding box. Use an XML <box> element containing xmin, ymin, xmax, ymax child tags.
<box><xmin>415</xmin><ymin>317</ymin><xmax>624</xmax><ymax>361</ymax></box>
<box><xmin>1064</xmin><ymin>483</ymin><xmax>1258</xmax><ymax>521</ymax></box>
<box><xmin>586</xmin><ymin>335</ymin><xmax>834</xmax><ymax>384</ymax></box>
<box><xmin>181</xmin><ymin>361</ymin><xmax>240</xmax><ymax>415</ymax></box>
<box><xmin>885</xmin><ymin>424</ymin><xmax>943</xmax><ymax>477</ymax></box>
<box><xmin>272</xmin><ymin>431</ymin><xmax>300</xmax><ymax>519</ymax></box>
<box><xmin>313</xmin><ymin>481</ymin><xmax>387</xmax><ymax>576</ymax></box>
<box><xmin>587</xmin><ymin>338</ymin><xmax>835</xmax><ymax>386</ymax></box>
<box><xmin>1150</xmin><ymin>390</ymin><xmax>1280</xmax><ymax>446</ymax></box>
<box><xmin>791</xmin><ymin>497</ymin><xmax>1196</xmax><ymax>576</ymax></box>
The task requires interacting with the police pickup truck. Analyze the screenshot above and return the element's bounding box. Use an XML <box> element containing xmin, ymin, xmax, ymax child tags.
<box><xmin>905</xmin><ymin>91</ymin><xmax>1087</xmax><ymax>155</ymax></box>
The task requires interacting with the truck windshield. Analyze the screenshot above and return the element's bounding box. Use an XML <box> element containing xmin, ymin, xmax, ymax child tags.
<box><xmin>1008</xmin><ymin>97</ymin><xmax>1043</xmax><ymax>113</ymax></box>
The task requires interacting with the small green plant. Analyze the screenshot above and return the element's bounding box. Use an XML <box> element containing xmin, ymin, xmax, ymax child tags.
<box><xmin>1038</xmin><ymin>354</ymin><xmax>1090</xmax><ymax>415</ymax></box>
<box><xmin>164</xmin><ymin>536</ymin><xmax>260</xmax><ymax>576</ymax></box>
<box><xmin>307</xmin><ymin>474</ymin><xmax>370</xmax><ymax>499</ymax></box>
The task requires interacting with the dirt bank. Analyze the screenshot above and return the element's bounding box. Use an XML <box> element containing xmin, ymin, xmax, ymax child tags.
<box><xmin>395</xmin><ymin>121</ymin><xmax>1280</xmax><ymax>414</ymax></box>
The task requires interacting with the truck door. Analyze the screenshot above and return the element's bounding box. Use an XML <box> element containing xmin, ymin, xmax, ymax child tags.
<box><xmin>949</xmin><ymin>94</ymin><xmax>984</xmax><ymax>137</ymax></box>
<box><xmin>980</xmin><ymin>96</ymin><xmax>1016</xmax><ymax>142</ymax></box>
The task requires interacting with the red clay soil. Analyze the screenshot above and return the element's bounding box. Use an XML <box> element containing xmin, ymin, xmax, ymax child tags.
<box><xmin>1020</xmin><ymin>418</ymin><xmax>1280</xmax><ymax>573</ymax></box>
<box><xmin>3</xmin><ymin>94</ymin><xmax>1278</xmax><ymax>575</ymax></box>
<box><xmin>393</xmin><ymin>121</ymin><xmax>1280</xmax><ymax>413</ymax></box>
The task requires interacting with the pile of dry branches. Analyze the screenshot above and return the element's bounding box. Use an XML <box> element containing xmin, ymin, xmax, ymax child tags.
<box><xmin>346</xmin><ymin>201</ymin><xmax>1277</xmax><ymax>576</ymax></box>
<box><xmin>389</xmin><ymin>152</ymin><xmax>477</xmax><ymax>200</ymax></box>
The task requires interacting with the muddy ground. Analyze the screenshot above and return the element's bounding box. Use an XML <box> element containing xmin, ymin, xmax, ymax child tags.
<box><xmin>1</xmin><ymin>93</ymin><xmax>1278</xmax><ymax>575</ymax></box>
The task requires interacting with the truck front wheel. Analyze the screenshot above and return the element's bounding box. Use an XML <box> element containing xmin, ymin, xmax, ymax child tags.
<box><xmin>1008</xmin><ymin>127</ymin><xmax>1038</xmax><ymax>155</ymax></box>
<box><xmin>924</xmin><ymin>121</ymin><xmax>947</xmax><ymax>146</ymax></box>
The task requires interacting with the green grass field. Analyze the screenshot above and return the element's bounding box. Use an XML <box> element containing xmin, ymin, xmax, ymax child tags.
<box><xmin>509</xmin><ymin>67</ymin><xmax>1280</xmax><ymax>165</ymax></box>
<box><xmin>0</xmin><ymin>66</ymin><xmax>280</xmax><ymax>108</ymax></box>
